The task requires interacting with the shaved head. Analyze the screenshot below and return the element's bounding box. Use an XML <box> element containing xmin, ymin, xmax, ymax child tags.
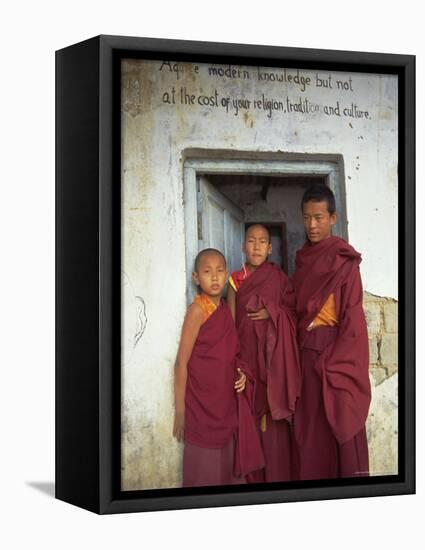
<box><xmin>194</xmin><ymin>248</ymin><xmax>226</xmax><ymax>271</ymax></box>
<box><xmin>245</xmin><ymin>224</ymin><xmax>271</xmax><ymax>243</ymax></box>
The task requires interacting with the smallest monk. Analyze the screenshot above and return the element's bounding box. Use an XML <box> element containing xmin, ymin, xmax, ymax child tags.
<box><xmin>173</xmin><ymin>248</ymin><xmax>264</xmax><ymax>487</ymax></box>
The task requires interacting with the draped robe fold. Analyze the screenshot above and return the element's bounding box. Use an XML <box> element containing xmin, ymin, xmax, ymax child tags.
<box><xmin>233</xmin><ymin>262</ymin><xmax>301</xmax><ymax>482</ymax></box>
<box><xmin>292</xmin><ymin>236</ymin><xmax>371</xmax><ymax>480</ymax></box>
<box><xmin>183</xmin><ymin>299</ymin><xmax>264</xmax><ymax>487</ymax></box>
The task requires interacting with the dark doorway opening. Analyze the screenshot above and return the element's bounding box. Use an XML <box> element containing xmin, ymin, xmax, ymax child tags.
<box><xmin>204</xmin><ymin>173</ymin><xmax>325</xmax><ymax>276</ymax></box>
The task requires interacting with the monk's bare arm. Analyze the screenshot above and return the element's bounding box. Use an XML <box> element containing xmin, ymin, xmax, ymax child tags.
<box><xmin>173</xmin><ymin>303</ymin><xmax>203</xmax><ymax>442</ymax></box>
<box><xmin>227</xmin><ymin>284</ymin><xmax>236</xmax><ymax>321</ymax></box>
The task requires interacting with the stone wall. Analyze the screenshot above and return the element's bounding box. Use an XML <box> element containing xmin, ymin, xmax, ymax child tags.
<box><xmin>364</xmin><ymin>292</ymin><xmax>398</xmax><ymax>476</ymax></box>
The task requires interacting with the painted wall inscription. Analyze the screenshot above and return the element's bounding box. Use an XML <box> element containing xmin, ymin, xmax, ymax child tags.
<box><xmin>159</xmin><ymin>62</ymin><xmax>371</xmax><ymax>120</ymax></box>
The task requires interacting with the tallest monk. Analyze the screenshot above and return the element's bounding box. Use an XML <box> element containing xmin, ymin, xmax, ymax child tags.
<box><xmin>292</xmin><ymin>183</ymin><xmax>371</xmax><ymax>480</ymax></box>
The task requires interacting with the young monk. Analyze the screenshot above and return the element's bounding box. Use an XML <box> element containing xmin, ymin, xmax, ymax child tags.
<box><xmin>173</xmin><ymin>248</ymin><xmax>264</xmax><ymax>487</ymax></box>
<box><xmin>292</xmin><ymin>183</ymin><xmax>371</xmax><ymax>480</ymax></box>
<box><xmin>227</xmin><ymin>225</ymin><xmax>301</xmax><ymax>483</ymax></box>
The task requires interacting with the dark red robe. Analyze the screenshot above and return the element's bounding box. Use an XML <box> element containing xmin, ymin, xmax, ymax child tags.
<box><xmin>183</xmin><ymin>300</ymin><xmax>264</xmax><ymax>487</ymax></box>
<box><xmin>292</xmin><ymin>236</ymin><xmax>371</xmax><ymax>480</ymax></box>
<box><xmin>234</xmin><ymin>261</ymin><xmax>301</xmax><ymax>482</ymax></box>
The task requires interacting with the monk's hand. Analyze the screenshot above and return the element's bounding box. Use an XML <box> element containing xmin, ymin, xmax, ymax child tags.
<box><xmin>173</xmin><ymin>412</ymin><xmax>185</xmax><ymax>442</ymax></box>
<box><xmin>234</xmin><ymin>368</ymin><xmax>246</xmax><ymax>392</ymax></box>
<box><xmin>247</xmin><ymin>307</ymin><xmax>269</xmax><ymax>321</ymax></box>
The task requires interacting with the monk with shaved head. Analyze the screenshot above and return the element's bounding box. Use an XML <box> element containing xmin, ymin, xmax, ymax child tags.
<box><xmin>174</xmin><ymin>248</ymin><xmax>264</xmax><ymax>487</ymax></box>
<box><xmin>227</xmin><ymin>225</ymin><xmax>301</xmax><ymax>483</ymax></box>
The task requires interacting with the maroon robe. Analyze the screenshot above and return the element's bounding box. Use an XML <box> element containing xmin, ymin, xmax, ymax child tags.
<box><xmin>292</xmin><ymin>236</ymin><xmax>371</xmax><ymax>480</ymax></box>
<box><xmin>183</xmin><ymin>300</ymin><xmax>264</xmax><ymax>487</ymax></box>
<box><xmin>234</xmin><ymin>261</ymin><xmax>301</xmax><ymax>482</ymax></box>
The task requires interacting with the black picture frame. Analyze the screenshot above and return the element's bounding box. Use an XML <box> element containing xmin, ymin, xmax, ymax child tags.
<box><xmin>55</xmin><ymin>35</ymin><xmax>415</xmax><ymax>514</ymax></box>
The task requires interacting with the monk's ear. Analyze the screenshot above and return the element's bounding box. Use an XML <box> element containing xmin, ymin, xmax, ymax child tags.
<box><xmin>330</xmin><ymin>212</ymin><xmax>337</xmax><ymax>227</ymax></box>
<box><xmin>267</xmin><ymin>241</ymin><xmax>272</xmax><ymax>256</ymax></box>
<box><xmin>192</xmin><ymin>271</ymin><xmax>200</xmax><ymax>286</ymax></box>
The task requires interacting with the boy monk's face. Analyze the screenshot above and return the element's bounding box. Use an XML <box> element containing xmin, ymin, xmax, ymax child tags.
<box><xmin>302</xmin><ymin>200</ymin><xmax>337</xmax><ymax>244</ymax></box>
<box><xmin>243</xmin><ymin>225</ymin><xmax>272</xmax><ymax>269</ymax></box>
<box><xmin>193</xmin><ymin>253</ymin><xmax>227</xmax><ymax>297</ymax></box>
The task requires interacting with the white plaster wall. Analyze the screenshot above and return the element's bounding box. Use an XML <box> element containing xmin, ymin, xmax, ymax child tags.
<box><xmin>121</xmin><ymin>58</ymin><xmax>398</xmax><ymax>489</ymax></box>
<box><xmin>367</xmin><ymin>373</ymin><xmax>398</xmax><ymax>476</ymax></box>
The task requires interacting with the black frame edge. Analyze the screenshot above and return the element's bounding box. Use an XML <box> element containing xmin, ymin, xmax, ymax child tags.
<box><xmin>57</xmin><ymin>35</ymin><xmax>416</xmax><ymax>515</ymax></box>
<box><xmin>402</xmin><ymin>54</ymin><xmax>416</xmax><ymax>495</ymax></box>
<box><xmin>55</xmin><ymin>36</ymin><xmax>102</xmax><ymax>513</ymax></box>
<box><xmin>99</xmin><ymin>34</ymin><xmax>413</xmax><ymax>69</ymax></box>
<box><xmin>101</xmin><ymin>479</ymin><xmax>413</xmax><ymax>515</ymax></box>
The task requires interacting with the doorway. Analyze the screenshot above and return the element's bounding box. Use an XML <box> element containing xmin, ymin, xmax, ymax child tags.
<box><xmin>183</xmin><ymin>154</ymin><xmax>347</xmax><ymax>302</ymax></box>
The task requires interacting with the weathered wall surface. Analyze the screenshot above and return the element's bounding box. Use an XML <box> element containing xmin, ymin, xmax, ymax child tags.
<box><xmin>121</xmin><ymin>59</ymin><xmax>398</xmax><ymax>489</ymax></box>
<box><xmin>364</xmin><ymin>293</ymin><xmax>398</xmax><ymax>476</ymax></box>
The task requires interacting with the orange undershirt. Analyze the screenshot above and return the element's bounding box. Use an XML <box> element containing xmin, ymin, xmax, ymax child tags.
<box><xmin>193</xmin><ymin>294</ymin><xmax>218</xmax><ymax>324</ymax></box>
<box><xmin>229</xmin><ymin>263</ymin><xmax>251</xmax><ymax>292</ymax></box>
<box><xmin>310</xmin><ymin>293</ymin><xmax>338</xmax><ymax>329</ymax></box>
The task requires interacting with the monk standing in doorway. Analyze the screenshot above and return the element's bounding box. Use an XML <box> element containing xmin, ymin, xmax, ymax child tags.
<box><xmin>292</xmin><ymin>183</ymin><xmax>371</xmax><ymax>480</ymax></box>
<box><xmin>227</xmin><ymin>224</ymin><xmax>301</xmax><ymax>483</ymax></box>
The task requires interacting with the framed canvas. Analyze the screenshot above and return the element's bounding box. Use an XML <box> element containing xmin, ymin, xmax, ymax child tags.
<box><xmin>55</xmin><ymin>35</ymin><xmax>415</xmax><ymax>514</ymax></box>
